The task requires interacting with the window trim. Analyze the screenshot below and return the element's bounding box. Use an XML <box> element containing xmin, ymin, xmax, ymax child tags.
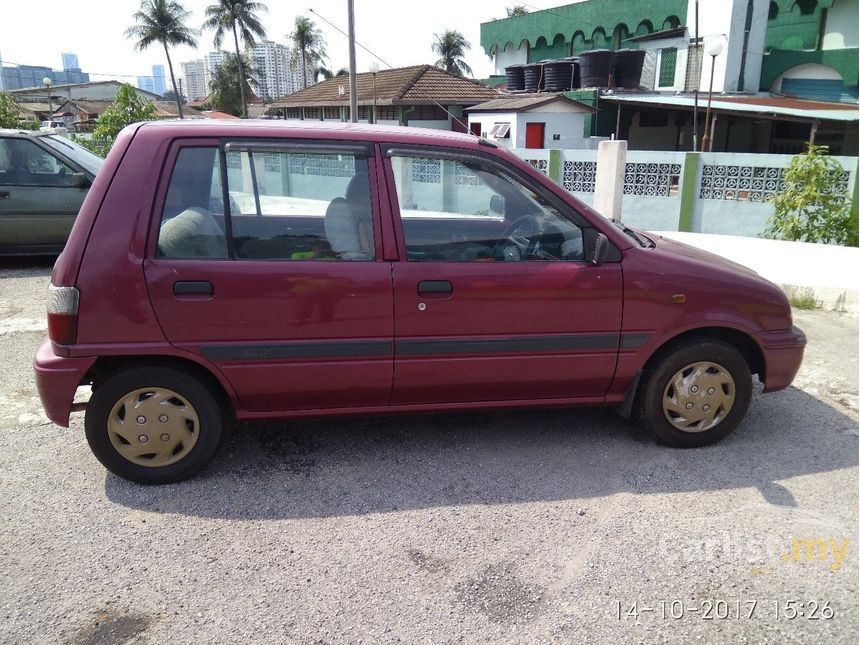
<box><xmin>381</xmin><ymin>144</ymin><xmax>599</xmax><ymax>263</ymax></box>
<box><xmin>383</xmin><ymin>144</ymin><xmax>590</xmax><ymax>230</ymax></box>
<box><xmin>217</xmin><ymin>138</ymin><xmax>379</xmax><ymax>262</ymax></box>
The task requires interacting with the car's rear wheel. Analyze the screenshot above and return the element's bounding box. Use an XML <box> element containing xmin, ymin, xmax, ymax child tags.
<box><xmin>636</xmin><ymin>340</ymin><xmax>752</xmax><ymax>447</ymax></box>
<box><xmin>85</xmin><ymin>365</ymin><xmax>223</xmax><ymax>484</ymax></box>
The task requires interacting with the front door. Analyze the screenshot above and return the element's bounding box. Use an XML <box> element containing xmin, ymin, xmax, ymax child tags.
<box><xmin>525</xmin><ymin>122</ymin><xmax>545</xmax><ymax>149</ymax></box>
<box><xmin>383</xmin><ymin>149</ymin><xmax>623</xmax><ymax>406</ymax></box>
<box><xmin>145</xmin><ymin>141</ymin><xmax>394</xmax><ymax>413</ymax></box>
<box><xmin>0</xmin><ymin>136</ymin><xmax>87</xmax><ymax>252</ymax></box>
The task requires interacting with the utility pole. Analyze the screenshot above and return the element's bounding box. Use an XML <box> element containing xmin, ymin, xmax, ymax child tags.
<box><xmin>692</xmin><ymin>0</ymin><xmax>699</xmax><ymax>151</ymax></box>
<box><xmin>178</xmin><ymin>78</ymin><xmax>184</xmax><ymax>118</ymax></box>
<box><xmin>347</xmin><ymin>0</ymin><xmax>358</xmax><ymax>123</ymax></box>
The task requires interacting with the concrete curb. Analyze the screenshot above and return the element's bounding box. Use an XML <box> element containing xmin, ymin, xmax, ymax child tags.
<box><xmin>653</xmin><ymin>231</ymin><xmax>859</xmax><ymax>313</ymax></box>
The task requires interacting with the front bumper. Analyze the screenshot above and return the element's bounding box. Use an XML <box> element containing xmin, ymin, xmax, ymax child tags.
<box><xmin>33</xmin><ymin>337</ymin><xmax>95</xmax><ymax>427</ymax></box>
<box><xmin>758</xmin><ymin>325</ymin><xmax>807</xmax><ymax>393</ymax></box>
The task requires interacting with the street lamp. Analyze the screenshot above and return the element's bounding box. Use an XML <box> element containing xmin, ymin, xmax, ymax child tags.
<box><xmin>369</xmin><ymin>62</ymin><xmax>379</xmax><ymax>124</ymax></box>
<box><xmin>701</xmin><ymin>38</ymin><xmax>724</xmax><ymax>152</ymax></box>
<box><xmin>42</xmin><ymin>76</ymin><xmax>53</xmax><ymax>122</ymax></box>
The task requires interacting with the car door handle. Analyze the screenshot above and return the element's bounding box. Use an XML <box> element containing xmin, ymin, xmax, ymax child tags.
<box><xmin>173</xmin><ymin>281</ymin><xmax>213</xmax><ymax>297</ymax></box>
<box><xmin>0</xmin><ymin>190</ymin><xmax>9</xmax><ymax>199</ymax></box>
<box><xmin>417</xmin><ymin>280</ymin><xmax>453</xmax><ymax>296</ymax></box>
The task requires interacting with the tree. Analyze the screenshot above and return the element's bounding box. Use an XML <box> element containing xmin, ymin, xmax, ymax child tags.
<box><xmin>162</xmin><ymin>89</ymin><xmax>184</xmax><ymax>103</ymax></box>
<box><xmin>290</xmin><ymin>16</ymin><xmax>328</xmax><ymax>89</ymax></box>
<box><xmin>506</xmin><ymin>5</ymin><xmax>529</xmax><ymax>17</ymax></box>
<box><xmin>432</xmin><ymin>30</ymin><xmax>473</xmax><ymax>77</ymax></box>
<box><xmin>210</xmin><ymin>53</ymin><xmax>256</xmax><ymax>116</ymax></box>
<box><xmin>126</xmin><ymin>0</ymin><xmax>198</xmax><ymax>119</ymax></box>
<box><xmin>0</xmin><ymin>93</ymin><xmax>36</xmax><ymax>129</ymax></box>
<box><xmin>203</xmin><ymin>0</ymin><xmax>267</xmax><ymax>118</ymax></box>
<box><xmin>81</xmin><ymin>84</ymin><xmax>157</xmax><ymax>157</ymax></box>
<box><xmin>765</xmin><ymin>144</ymin><xmax>857</xmax><ymax>247</ymax></box>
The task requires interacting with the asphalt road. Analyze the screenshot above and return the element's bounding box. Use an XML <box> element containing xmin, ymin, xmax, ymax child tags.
<box><xmin>0</xmin><ymin>258</ymin><xmax>857</xmax><ymax>644</ymax></box>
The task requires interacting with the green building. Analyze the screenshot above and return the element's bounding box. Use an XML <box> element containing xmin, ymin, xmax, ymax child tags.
<box><xmin>479</xmin><ymin>0</ymin><xmax>858</xmax><ymax>154</ymax></box>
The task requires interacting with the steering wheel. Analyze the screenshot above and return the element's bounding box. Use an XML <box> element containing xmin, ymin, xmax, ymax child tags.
<box><xmin>493</xmin><ymin>215</ymin><xmax>538</xmax><ymax>261</ymax></box>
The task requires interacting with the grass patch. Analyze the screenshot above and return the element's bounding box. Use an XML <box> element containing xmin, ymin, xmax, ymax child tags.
<box><xmin>782</xmin><ymin>285</ymin><xmax>821</xmax><ymax>310</ymax></box>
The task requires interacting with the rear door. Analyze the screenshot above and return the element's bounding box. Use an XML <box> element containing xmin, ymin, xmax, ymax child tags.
<box><xmin>144</xmin><ymin>139</ymin><xmax>394</xmax><ymax>413</ymax></box>
<box><xmin>0</xmin><ymin>135</ymin><xmax>88</xmax><ymax>253</ymax></box>
<box><xmin>383</xmin><ymin>147</ymin><xmax>623</xmax><ymax>406</ymax></box>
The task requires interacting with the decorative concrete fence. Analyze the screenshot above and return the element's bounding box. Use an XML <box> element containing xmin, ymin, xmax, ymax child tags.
<box><xmin>512</xmin><ymin>147</ymin><xmax>859</xmax><ymax>238</ymax></box>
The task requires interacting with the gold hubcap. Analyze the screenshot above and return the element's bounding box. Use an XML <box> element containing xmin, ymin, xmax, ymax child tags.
<box><xmin>662</xmin><ymin>361</ymin><xmax>735</xmax><ymax>433</ymax></box>
<box><xmin>107</xmin><ymin>387</ymin><xmax>200</xmax><ymax>467</ymax></box>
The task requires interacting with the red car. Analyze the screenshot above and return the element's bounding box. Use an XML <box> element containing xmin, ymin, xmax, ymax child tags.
<box><xmin>34</xmin><ymin>120</ymin><xmax>806</xmax><ymax>484</ymax></box>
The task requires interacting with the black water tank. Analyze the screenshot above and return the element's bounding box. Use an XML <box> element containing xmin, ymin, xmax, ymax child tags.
<box><xmin>579</xmin><ymin>49</ymin><xmax>614</xmax><ymax>88</ymax></box>
<box><xmin>505</xmin><ymin>64</ymin><xmax>525</xmax><ymax>92</ymax></box>
<box><xmin>523</xmin><ymin>62</ymin><xmax>544</xmax><ymax>92</ymax></box>
<box><xmin>613</xmin><ymin>49</ymin><xmax>647</xmax><ymax>89</ymax></box>
<box><xmin>543</xmin><ymin>59</ymin><xmax>577</xmax><ymax>91</ymax></box>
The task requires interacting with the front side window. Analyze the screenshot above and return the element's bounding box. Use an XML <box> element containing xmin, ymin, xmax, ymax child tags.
<box><xmin>157</xmin><ymin>144</ymin><xmax>374</xmax><ymax>261</ymax></box>
<box><xmin>0</xmin><ymin>138</ymin><xmax>79</xmax><ymax>187</ymax></box>
<box><xmin>390</xmin><ymin>154</ymin><xmax>584</xmax><ymax>263</ymax></box>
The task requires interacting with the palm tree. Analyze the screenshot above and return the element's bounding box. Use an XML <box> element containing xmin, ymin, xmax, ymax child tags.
<box><xmin>211</xmin><ymin>53</ymin><xmax>257</xmax><ymax>116</ymax></box>
<box><xmin>290</xmin><ymin>16</ymin><xmax>328</xmax><ymax>89</ymax></box>
<box><xmin>432</xmin><ymin>30</ymin><xmax>473</xmax><ymax>77</ymax></box>
<box><xmin>506</xmin><ymin>5</ymin><xmax>529</xmax><ymax>17</ymax></box>
<box><xmin>202</xmin><ymin>0</ymin><xmax>267</xmax><ymax>117</ymax></box>
<box><xmin>126</xmin><ymin>0</ymin><xmax>198</xmax><ymax>119</ymax></box>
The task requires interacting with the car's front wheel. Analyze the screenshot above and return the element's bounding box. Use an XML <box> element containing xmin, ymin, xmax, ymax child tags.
<box><xmin>84</xmin><ymin>365</ymin><xmax>224</xmax><ymax>484</ymax></box>
<box><xmin>636</xmin><ymin>340</ymin><xmax>752</xmax><ymax>448</ymax></box>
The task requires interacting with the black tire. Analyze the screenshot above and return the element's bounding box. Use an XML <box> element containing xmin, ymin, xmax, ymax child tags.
<box><xmin>85</xmin><ymin>365</ymin><xmax>224</xmax><ymax>484</ymax></box>
<box><xmin>636</xmin><ymin>340</ymin><xmax>752</xmax><ymax>448</ymax></box>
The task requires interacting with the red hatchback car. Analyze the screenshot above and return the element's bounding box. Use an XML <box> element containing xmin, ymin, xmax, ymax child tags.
<box><xmin>34</xmin><ymin>120</ymin><xmax>805</xmax><ymax>484</ymax></box>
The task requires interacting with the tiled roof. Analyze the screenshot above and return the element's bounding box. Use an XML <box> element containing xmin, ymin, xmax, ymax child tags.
<box><xmin>466</xmin><ymin>94</ymin><xmax>597</xmax><ymax>112</ymax></box>
<box><xmin>269</xmin><ymin>65</ymin><xmax>500</xmax><ymax>108</ymax></box>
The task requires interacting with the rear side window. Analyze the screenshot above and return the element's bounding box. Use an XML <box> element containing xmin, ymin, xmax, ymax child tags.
<box><xmin>156</xmin><ymin>144</ymin><xmax>374</xmax><ymax>261</ymax></box>
<box><xmin>158</xmin><ymin>147</ymin><xmax>228</xmax><ymax>259</ymax></box>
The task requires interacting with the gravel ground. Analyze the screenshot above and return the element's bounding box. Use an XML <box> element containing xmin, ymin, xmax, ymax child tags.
<box><xmin>0</xmin><ymin>259</ymin><xmax>857</xmax><ymax>644</ymax></box>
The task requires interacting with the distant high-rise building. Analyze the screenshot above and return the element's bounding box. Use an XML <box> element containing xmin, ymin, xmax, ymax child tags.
<box><xmin>0</xmin><ymin>56</ymin><xmax>89</xmax><ymax>90</ymax></box>
<box><xmin>180</xmin><ymin>59</ymin><xmax>207</xmax><ymax>101</ymax></box>
<box><xmin>136</xmin><ymin>75</ymin><xmax>156</xmax><ymax>94</ymax></box>
<box><xmin>203</xmin><ymin>51</ymin><xmax>230</xmax><ymax>92</ymax></box>
<box><xmin>152</xmin><ymin>65</ymin><xmax>166</xmax><ymax>95</ymax></box>
<box><xmin>61</xmin><ymin>52</ymin><xmax>79</xmax><ymax>71</ymax></box>
<box><xmin>249</xmin><ymin>40</ymin><xmax>305</xmax><ymax>101</ymax></box>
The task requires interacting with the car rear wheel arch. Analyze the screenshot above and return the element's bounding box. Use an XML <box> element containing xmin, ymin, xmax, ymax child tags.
<box><xmin>84</xmin><ymin>355</ymin><xmax>235</xmax><ymax>422</ymax></box>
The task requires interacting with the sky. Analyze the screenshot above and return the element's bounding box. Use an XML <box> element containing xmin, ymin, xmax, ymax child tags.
<box><xmin>0</xmin><ymin>1</ymin><xmax>560</xmax><ymax>85</ymax></box>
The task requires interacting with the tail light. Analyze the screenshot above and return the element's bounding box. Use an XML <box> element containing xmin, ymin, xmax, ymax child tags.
<box><xmin>47</xmin><ymin>284</ymin><xmax>79</xmax><ymax>345</ymax></box>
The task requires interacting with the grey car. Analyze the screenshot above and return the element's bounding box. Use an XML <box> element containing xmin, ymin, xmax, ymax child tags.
<box><xmin>0</xmin><ymin>130</ymin><xmax>103</xmax><ymax>255</ymax></box>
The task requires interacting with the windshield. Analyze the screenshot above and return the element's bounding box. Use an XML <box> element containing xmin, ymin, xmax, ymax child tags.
<box><xmin>40</xmin><ymin>135</ymin><xmax>104</xmax><ymax>176</ymax></box>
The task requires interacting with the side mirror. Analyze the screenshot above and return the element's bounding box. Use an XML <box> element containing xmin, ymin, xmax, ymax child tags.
<box><xmin>70</xmin><ymin>172</ymin><xmax>90</xmax><ymax>188</ymax></box>
<box><xmin>489</xmin><ymin>194</ymin><xmax>505</xmax><ymax>214</ymax></box>
<box><xmin>588</xmin><ymin>232</ymin><xmax>610</xmax><ymax>265</ymax></box>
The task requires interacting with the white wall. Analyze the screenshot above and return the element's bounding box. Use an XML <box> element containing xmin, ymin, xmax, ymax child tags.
<box><xmin>637</xmin><ymin>36</ymin><xmax>688</xmax><ymax>91</ymax></box>
<box><xmin>686</xmin><ymin>0</ymin><xmax>769</xmax><ymax>93</ymax></box>
<box><xmin>514</xmin><ymin>112</ymin><xmax>588</xmax><ymax>149</ymax></box>
<box><xmin>468</xmin><ymin>112</ymin><xmax>516</xmax><ymax>148</ymax></box>
<box><xmin>469</xmin><ymin>110</ymin><xmax>589</xmax><ymax>150</ymax></box>
<box><xmin>493</xmin><ymin>42</ymin><xmax>528</xmax><ymax>76</ymax></box>
<box><xmin>824</xmin><ymin>0</ymin><xmax>860</xmax><ymax>49</ymax></box>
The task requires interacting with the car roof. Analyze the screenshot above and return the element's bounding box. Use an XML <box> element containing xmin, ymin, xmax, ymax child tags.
<box><xmin>0</xmin><ymin>128</ymin><xmax>59</xmax><ymax>139</ymax></box>
<box><xmin>137</xmin><ymin>119</ymin><xmax>493</xmax><ymax>149</ymax></box>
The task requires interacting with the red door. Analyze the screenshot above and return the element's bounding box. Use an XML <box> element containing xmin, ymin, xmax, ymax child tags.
<box><xmin>144</xmin><ymin>141</ymin><xmax>394</xmax><ymax>414</ymax></box>
<box><xmin>470</xmin><ymin>122</ymin><xmax>482</xmax><ymax>136</ymax></box>
<box><xmin>525</xmin><ymin>122</ymin><xmax>545</xmax><ymax>149</ymax></box>
<box><xmin>383</xmin><ymin>149</ymin><xmax>623</xmax><ymax>406</ymax></box>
